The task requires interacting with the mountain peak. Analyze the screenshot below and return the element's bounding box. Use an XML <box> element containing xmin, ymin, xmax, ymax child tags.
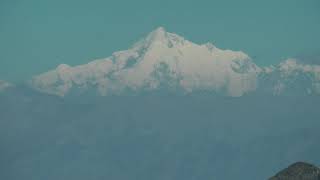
<box><xmin>136</xmin><ymin>26</ymin><xmax>187</xmax><ymax>49</ymax></box>
<box><xmin>153</xmin><ymin>26</ymin><xmax>166</xmax><ymax>34</ymax></box>
<box><xmin>145</xmin><ymin>27</ymin><xmax>167</xmax><ymax>41</ymax></box>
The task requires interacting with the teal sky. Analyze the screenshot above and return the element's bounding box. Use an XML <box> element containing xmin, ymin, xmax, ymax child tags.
<box><xmin>1</xmin><ymin>0</ymin><xmax>319</xmax><ymax>82</ymax></box>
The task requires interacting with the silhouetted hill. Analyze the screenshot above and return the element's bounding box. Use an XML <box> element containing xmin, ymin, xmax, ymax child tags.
<box><xmin>270</xmin><ymin>162</ymin><xmax>320</xmax><ymax>180</ymax></box>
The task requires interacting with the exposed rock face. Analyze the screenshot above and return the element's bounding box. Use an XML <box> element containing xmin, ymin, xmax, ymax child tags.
<box><xmin>269</xmin><ymin>162</ymin><xmax>320</xmax><ymax>180</ymax></box>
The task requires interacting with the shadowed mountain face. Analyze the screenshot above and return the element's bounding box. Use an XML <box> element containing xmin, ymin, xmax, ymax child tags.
<box><xmin>269</xmin><ymin>162</ymin><xmax>320</xmax><ymax>180</ymax></box>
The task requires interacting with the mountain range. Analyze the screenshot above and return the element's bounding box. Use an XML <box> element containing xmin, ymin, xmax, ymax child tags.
<box><xmin>2</xmin><ymin>27</ymin><xmax>318</xmax><ymax>97</ymax></box>
<box><xmin>1</xmin><ymin>27</ymin><xmax>320</xmax><ymax>180</ymax></box>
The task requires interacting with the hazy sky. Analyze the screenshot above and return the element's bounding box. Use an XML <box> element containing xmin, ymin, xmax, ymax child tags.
<box><xmin>1</xmin><ymin>0</ymin><xmax>319</xmax><ymax>82</ymax></box>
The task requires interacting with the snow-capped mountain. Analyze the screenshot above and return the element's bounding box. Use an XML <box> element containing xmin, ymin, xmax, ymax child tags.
<box><xmin>29</xmin><ymin>27</ymin><xmax>260</xmax><ymax>97</ymax></box>
<box><xmin>29</xmin><ymin>27</ymin><xmax>320</xmax><ymax>97</ymax></box>
<box><xmin>0</xmin><ymin>80</ymin><xmax>13</xmax><ymax>92</ymax></box>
